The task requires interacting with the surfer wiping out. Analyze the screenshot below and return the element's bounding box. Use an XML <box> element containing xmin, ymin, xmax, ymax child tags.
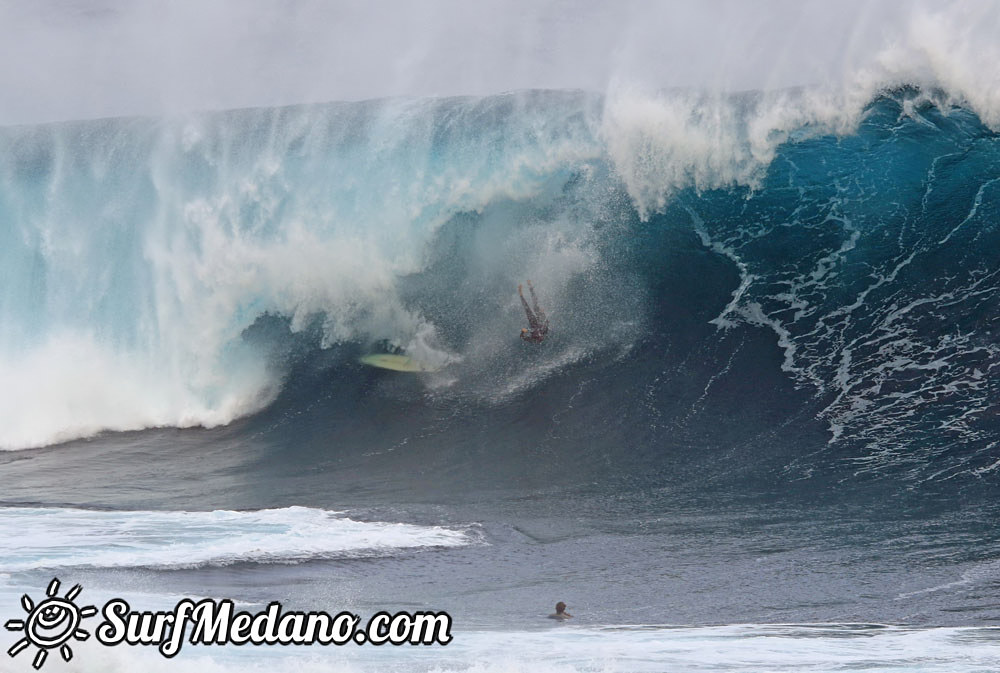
<box><xmin>519</xmin><ymin>280</ymin><xmax>549</xmax><ymax>344</ymax></box>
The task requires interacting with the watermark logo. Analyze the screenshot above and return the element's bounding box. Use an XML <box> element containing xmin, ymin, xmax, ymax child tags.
<box><xmin>5</xmin><ymin>578</ymin><xmax>97</xmax><ymax>670</ymax></box>
<box><xmin>5</xmin><ymin>577</ymin><xmax>452</xmax><ymax>669</ymax></box>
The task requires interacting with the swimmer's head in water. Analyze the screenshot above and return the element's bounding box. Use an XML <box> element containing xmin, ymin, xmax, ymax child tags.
<box><xmin>555</xmin><ymin>602</ymin><xmax>566</xmax><ymax>613</ymax></box>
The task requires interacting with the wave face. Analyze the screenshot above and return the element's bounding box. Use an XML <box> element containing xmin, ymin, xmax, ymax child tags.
<box><xmin>1</xmin><ymin>88</ymin><xmax>999</xmax><ymax>488</ymax></box>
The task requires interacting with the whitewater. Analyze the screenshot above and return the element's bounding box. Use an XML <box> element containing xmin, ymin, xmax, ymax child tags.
<box><xmin>2</xmin><ymin>1</ymin><xmax>1000</xmax><ymax>672</ymax></box>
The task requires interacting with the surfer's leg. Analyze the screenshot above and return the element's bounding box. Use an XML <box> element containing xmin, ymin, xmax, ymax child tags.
<box><xmin>519</xmin><ymin>286</ymin><xmax>536</xmax><ymax>324</ymax></box>
<box><xmin>527</xmin><ymin>281</ymin><xmax>544</xmax><ymax>322</ymax></box>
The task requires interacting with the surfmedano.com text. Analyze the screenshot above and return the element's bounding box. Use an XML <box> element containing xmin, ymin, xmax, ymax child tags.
<box><xmin>97</xmin><ymin>598</ymin><xmax>452</xmax><ymax>657</ymax></box>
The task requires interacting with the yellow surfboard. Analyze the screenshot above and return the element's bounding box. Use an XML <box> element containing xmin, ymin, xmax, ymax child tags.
<box><xmin>359</xmin><ymin>353</ymin><xmax>440</xmax><ymax>372</ymax></box>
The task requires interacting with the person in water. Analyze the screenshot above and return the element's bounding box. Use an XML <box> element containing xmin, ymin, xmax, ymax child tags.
<box><xmin>519</xmin><ymin>280</ymin><xmax>549</xmax><ymax>344</ymax></box>
<box><xmin>548</xmin><ymin>601</ymin><xmax>572</xmax><ymax>620</ymax></box>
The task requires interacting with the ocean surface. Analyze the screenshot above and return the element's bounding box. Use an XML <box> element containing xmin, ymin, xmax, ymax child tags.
<box><xmin>1</xmin><ymin>82</ymin><xmax>1000</xmax><ymax>671</ymax></box>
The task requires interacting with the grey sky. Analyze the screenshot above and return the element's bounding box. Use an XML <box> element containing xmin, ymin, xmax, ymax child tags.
<box><xmin>0</xmin><ymin>0</ymin><xmax>987</xmax><ymax>124</ymax></box>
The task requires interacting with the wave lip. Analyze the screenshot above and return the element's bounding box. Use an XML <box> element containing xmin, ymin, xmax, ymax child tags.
<box><xmin>0</xmin><ymin>506</ymin><xmax>476</xmax><ymax>571</ymax></box>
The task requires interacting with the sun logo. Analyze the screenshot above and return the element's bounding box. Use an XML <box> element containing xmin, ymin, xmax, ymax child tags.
<box><xmin>5</xmin><ymin>578</ymin><xmax>97</xmax><ymax>670</ymax></box>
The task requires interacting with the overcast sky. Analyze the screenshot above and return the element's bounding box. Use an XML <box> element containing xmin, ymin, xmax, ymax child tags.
<box><xmin>0</xmin><ymin>0</ymin><xmax>991</xmax><ymax>124</ymax></box>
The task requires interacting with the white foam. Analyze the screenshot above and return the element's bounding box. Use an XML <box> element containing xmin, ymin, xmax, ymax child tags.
<box><xmin>0</xmin><ymin>333</ymin><xmax>275</xmax><ymax>449</ymax></box>
<box><xmin>0</xmin><ymin>506</ymin><xmax>474</xmax><ymax>571</ymax></box>
<box><xmin>15</xmin><ymin>624</ymin><xmax>1000</xmax><ymax>673</ymax></box>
